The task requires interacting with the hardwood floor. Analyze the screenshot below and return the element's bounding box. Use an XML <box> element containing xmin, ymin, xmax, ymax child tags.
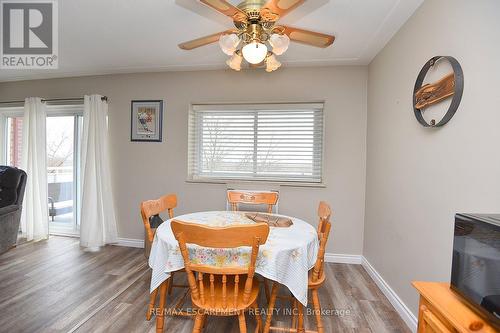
<box><xmin>0</xmin><ymin>237</ymin><xmax>410</xmax><ymax>333</ymax></box>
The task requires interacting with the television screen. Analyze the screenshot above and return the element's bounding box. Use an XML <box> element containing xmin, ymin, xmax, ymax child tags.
<box><xmin>451</xmin><ymin>213</ymin><xmax>500</xmax><ymax>326</ymax></box>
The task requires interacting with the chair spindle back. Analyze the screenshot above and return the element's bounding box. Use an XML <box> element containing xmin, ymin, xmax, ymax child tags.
<box><xmin>227</xmin><ymin>190</ymin><xmax>279</xmax><ymax>214</ymax></box>
<box><xmin>171</xmin><ymin>221</ymin><xmax>270</xmax><ymax>307</ymax></box>
<box><xmin>312</xmin><ymin>201</ymin><xmax>332</xmax><ymax>283</ymax></box>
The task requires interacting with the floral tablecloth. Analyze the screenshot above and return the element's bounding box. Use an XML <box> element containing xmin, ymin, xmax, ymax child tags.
<box><xmin>148</xmin><ymin>211</ymin><xmax>319</xmax><ymax>306</ymax></box>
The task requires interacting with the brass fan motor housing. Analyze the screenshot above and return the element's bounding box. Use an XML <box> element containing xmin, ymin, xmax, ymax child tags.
<box><xmin>234</xmin><ymin>0</ymin><xmax>277</xmax><ymax>41</ymax></box>
<box><xmin>242</xmin><ymin>23</ymin><xmax>270</xmax><ymax>43</ymax></box>
<box><xmin>237</xmin><ymin>0</ymin><xmax>267</xmax><ymax>13</ymax></box>
<box><xmin>246</xmin><ymin>9</ymin><xmax>261</xmax><ymax>21</ymax></box>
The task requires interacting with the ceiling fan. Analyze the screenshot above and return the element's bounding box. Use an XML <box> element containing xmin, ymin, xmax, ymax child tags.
<box><xmin>179</xmin><ymin>0</ymin><xmax>335</xmax><ymax>72</ymax></box>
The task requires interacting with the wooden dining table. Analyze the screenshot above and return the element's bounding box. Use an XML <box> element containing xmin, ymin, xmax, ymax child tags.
<box><xmin>148</xmin><ymin>210</ymin><xmax>319</xmax><ymax>330</ymax></box>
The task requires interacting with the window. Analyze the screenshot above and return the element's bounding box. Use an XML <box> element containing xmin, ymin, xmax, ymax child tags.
<box><xmin>188</xmin><ymin>103</ymin><xmax>324</xmax><ymax>183</ymax></box>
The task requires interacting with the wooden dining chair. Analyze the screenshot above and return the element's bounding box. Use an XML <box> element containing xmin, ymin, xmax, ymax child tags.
<box><xmin>227</xmin><ymin>190</ymin><xmax>279</xmax><ymax>302</ymax></box>
<box><xmin>263</xmin><ymin>201</ymin><xmax>332</xmax><ymax>333</ymax></box>
<box><xmin>140</xmin><ymin>194</ymin><xmax>190</xmax><ymax>325</ymax></box>
<box><xmin>227</xmin><ymin>190</ymin><xmax>279</xmax><ymax>214</ymax></box>
<box><xmin>141</xmin><ymin>194</ymin><xmax>177</xmax><ymax>256</ymax></box>
<box><xmin>171</xmin><ymin>220</ymin><xmax>270</xmax><ymax>333</ymax></box>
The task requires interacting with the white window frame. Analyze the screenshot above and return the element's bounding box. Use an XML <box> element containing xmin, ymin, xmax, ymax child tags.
<box><xmin>0</xmin><ymin>107</ymin><xmax>23</xmax><ymax>166</ymax></box>
<box><xmin>46</xmin><ymin>104</ymin><xmax>84</xmax><ymax>235</ymax></box>
<box><xmin>188</xmin><ymin>103</ymin><xmax>325</xmax><ymax>186</ymax></box>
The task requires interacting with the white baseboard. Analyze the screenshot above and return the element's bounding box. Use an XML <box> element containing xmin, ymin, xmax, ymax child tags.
<box><xmin>324</xmin><ymin>253</ymin><xmax>362</xmax><ymax>264</ymax></box>
<box><xmin>361</xmin><ymin>257</ymin><xmax>417</xmax><ymax>332</ymax></box>
<box><xmin>116</xmin><ymin>238</ymin><xmax>144</xmax><ymax>248</ymax></box>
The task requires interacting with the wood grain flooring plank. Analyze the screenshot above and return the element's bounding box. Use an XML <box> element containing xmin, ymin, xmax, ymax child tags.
<box><xmin>0</xmin><ymin>236</ymin><xmax>411</xmax><ymax>333</ymax></box>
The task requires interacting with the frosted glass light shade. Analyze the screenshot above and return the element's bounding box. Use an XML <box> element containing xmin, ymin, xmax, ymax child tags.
<box><xmin>219</xmin><ymin>33</ymin><xmax>240</xmax><ymax>55</ymax></box>
<box><xmin>226</xmin><ymin>52</ymin><xmax>243</xmax><ymax>71</ymax></box>
<box><xmin>242</xmin><ymin>42</ymin><xmax>268</xmax><ymax>64</ymax></box>
<box><xmin>269</xmin><ymin>33</ymin><xmax>290</xmax><ymax>55</ymax></box>
<box><xmin>265</xmin><ymin>54</ymin><xmax>281</xmax><ymax>72</ymax></box>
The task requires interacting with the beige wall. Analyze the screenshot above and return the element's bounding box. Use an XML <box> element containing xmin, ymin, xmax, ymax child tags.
<box><xmin>0</xmin><ymin>66</ymin><xmax>368</xmax><ymax>254</ymax></box>
<box><xmin>2</xmin><ymin>0</ymin><xmax>499</xmax><ymax>322</ymax></box>
<box><xmin>365</xmin><ymin>0</ymin><xmax>500</xmax><ymax>316</ymax></box>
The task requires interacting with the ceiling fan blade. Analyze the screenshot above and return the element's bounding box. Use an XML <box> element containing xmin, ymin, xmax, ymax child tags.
<box><xmin>261</xmin><ymin>0</ymin><xmax>305</xmax><ymax>19</ymax></box>
<box><xmin>200</xmin><ymin>0</ymin><xmax>247</xmax><ymax>21</ymax></box>
<box><xmin>178</xmin><ymin>30</ymin><xmax>236</xmax><ymax>50</ymax></box>
<box><xmin>281</xmin><ymin>26</ymin><xmax>334</xmax><ymax>48</ymax></box>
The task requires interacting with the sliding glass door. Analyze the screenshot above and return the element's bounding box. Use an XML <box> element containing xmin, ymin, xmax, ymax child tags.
<box><xmin>46</xmin><ymin>115</ymin><xmax>82</xmax><ymax>234</ymax></box>
<box><xmin>3</xmin><ymin>105</ymin><xmax>83</xmax><ymax>236</ymax></box>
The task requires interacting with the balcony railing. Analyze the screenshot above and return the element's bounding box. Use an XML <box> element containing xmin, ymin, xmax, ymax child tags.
<box><xmin>47</xmin><ymin>166</ymin><xmax>74</xmax><ymax>224</ymax></box>
<box><xmin>47</xmin><ymin>165</ymin><xmax>73</xmax><ymax>183</ymax></box>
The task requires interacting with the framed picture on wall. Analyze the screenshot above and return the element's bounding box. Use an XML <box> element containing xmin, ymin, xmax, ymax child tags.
<box><xmin>130</xmin><ymin>100</ymin><xmax>163</xmax><ymax>142</ymax></box>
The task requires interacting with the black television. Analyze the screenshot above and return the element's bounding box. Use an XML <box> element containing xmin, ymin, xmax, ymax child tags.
<box><xmin>451</xmin><ymin>213</ymin><xmax>500</xmax><ymax>327</ymax></box>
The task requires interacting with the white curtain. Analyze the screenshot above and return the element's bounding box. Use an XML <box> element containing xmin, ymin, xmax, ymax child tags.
<box><xmin>80</xmin><ymin>95</ymin><xmax>118</xmax><ymax>249</ymax></box>
<box><xmin>20</xmin><ymin>97</ymin><xmax>49</xmax><ymax>241</ymax></box>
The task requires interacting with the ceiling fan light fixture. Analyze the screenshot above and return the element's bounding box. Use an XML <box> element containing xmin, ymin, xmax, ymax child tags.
<box><xmin>242</xmin><ymin>41</ymin><xmax>268</xmax><ymax>64</ymax></box>
<box><xmin>265</xmin><ymin>53</ymin><xmax>281</xmax><ymax>72</ymax></box>
<box><xmin>226</xmin><ymin>51</ymin><xmax>243</xmax><ymax>71</ymax></box>
<box><xmin>269</xmin><ymin>33</ymin><xmax>290</xmax><ymax>55</ymax></box>
<box><xmin>219</xmin><ymin>33</ymin><xmax>240</xmax><ymax>55</ymax></box>
<box><xmin>179</xmin><ymin>0</ymin><xmax>335</xmax><ymax>73</ymax></box>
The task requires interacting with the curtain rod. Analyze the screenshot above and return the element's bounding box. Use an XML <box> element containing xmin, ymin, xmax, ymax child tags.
<box><xmin>0</xmin><ymin>96</ymin><xmax>108</xmax><ymax>105</ymax></box>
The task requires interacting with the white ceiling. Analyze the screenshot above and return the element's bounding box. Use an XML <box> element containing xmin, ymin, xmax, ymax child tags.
<box><xmin>0</xmin><ymin>0</ymin><xmax>423</xmax><ymax>82</ymax></box>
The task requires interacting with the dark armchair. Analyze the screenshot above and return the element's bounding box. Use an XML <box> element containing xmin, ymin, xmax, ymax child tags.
<box><xmin>0</xmin><ymin>166</ymin><xmax>27</xmax><ymax>254</ymax></box>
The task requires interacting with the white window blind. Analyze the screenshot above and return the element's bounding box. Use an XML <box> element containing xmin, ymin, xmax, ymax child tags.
<box><xmin>188</xmin><ymin>103</ymin><xmax>324</xmax><ymax>183</ymax></box>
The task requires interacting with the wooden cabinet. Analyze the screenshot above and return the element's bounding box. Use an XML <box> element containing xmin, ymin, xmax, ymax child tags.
<box><xmin>419</xmin><ymin>303</ymin><xmax>452</xmax><ymax>333</ymax></box>
<box><xmin>413</xmin><ymin>282</ymin><xmax>498</xmax><ymax>333</ymax></box>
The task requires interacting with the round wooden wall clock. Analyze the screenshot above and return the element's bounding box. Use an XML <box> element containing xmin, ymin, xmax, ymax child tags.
<box><xmin>413</xmin><ymin>56</ymin><xmax>464</xmax><ymax>127</ymax></box>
